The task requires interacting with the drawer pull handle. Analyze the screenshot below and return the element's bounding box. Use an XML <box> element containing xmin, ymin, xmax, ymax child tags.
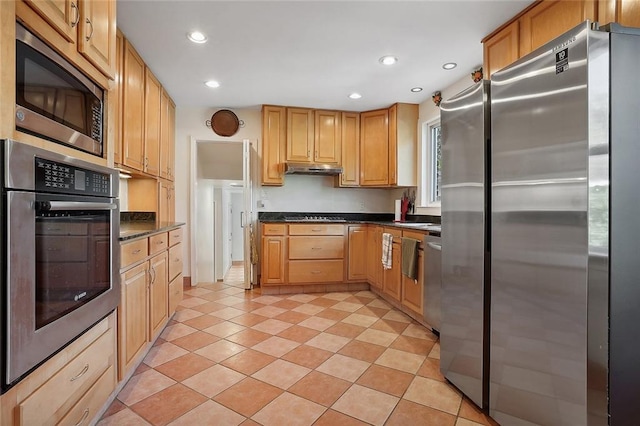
<box><xmin>311</xmin><ymin>247</ymin><xmax>322</xmax><ymax>250</ymax></box>
<box><xmin>156</xmin><ymin>241</ymin><xmax>165</xmax><ymax>245</ymax></box>
<box><xmin>70</xmin><ymin>364</ymin><xmax>89</xmax><ymax>382</ymax></box>
<box><xmin>311</xmin><ymin>270</ymin><xmax>321</xmax><ymax>274</ymax></box>
<box><xmin>311</xmin><ymin>228</ymin><xmax>322</xmax><ymax>232</ymax></box>
<box><xmin>174</xmin><ymin>258</ymin><xmax>180</xmax><ymax>262</ymax></box>
<box><xmin>74</xmin><ymin>408</ymin><xmax>90</xmax><ymax>426</ymax></box>
<box><xmin>132</xmin><ymin>249</ymin><xmax>141</xmax><ymax>254</ymax></box>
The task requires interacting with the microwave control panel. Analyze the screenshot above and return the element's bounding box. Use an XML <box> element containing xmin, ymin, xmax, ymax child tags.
<box><xmin>35</xmin><ymin>157</ymin><xmax>111</xmax><ymax>196</ymax></box>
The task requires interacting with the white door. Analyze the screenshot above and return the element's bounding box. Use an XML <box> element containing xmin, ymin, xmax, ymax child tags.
<box><xmin>242</xmin><ymin>139</ymin><xmax>254</xmax><ymax>290</ymax></box>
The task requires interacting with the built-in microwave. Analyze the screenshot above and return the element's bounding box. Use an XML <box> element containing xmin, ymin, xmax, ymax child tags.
<box><xmin>15</xmin><ymin>22</ymin><xmax>104</xmax><ymax>157</ymax></box>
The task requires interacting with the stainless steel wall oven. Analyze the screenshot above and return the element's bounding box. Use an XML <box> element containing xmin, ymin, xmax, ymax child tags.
<box><xmin>1</xmin><ymin>140</ymin><xmax>119</xmax><ymax>389</ymax></box>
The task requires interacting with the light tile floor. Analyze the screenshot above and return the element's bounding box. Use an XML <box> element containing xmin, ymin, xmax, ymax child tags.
<box><xmin>98</xmin><ymin>279</ymin><xmax>498</xmax><ymax>426</ymax></box>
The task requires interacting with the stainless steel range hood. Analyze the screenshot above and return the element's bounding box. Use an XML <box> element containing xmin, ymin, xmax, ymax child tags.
<box><xmin>284</xmin><ymin>162</ymin><xmax>343</xmax><ymax>175</ymax></box>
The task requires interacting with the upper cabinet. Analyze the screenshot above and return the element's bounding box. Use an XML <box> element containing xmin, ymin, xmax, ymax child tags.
<box><xmin>78</xmin><ymin>0</ymin><xmax>117</xmax><ymax>77</ymax></box>
<box><xmin>388</xmin><ymin>103</ymin><xmax>418</xmax><ymax>187</ymax></box>
<box><xmin>286</xmin><ymin>108</ymin><xmax>341</xmax><ymax>164</ymax></box>
<box><xmin>483</xmin><ymin>0</ymin><xmax>640</xmax><ymax>78</ymax></box>
<box><xmin>262</xmin><ymin>105</ymin><xmax>286</xmax><ymax>186</ymax></box>
<box><xmin>143</xmin><ymin>68</ymin><xmax>162</xmax><ymax>176</ymax></box>
<box><xmin>122</xmin><ymin>40</ymin><xmax>145</xmax><ymax>171</ymax></box>
<box><xmin>160</xmin><ymin>89</ymin><xmax>176</xmax><ymax>181</ymax></box>
<box><xmin>337</xmin><ymin>112</ymin><xmax>360</xmax><ymax>187</ymax></box>
<box><xmin>518</xmin><ymin>0</ymin><xmax>596</xmax><ymax>56</ymax></box>
<box><xmin>360</xmin><ymin>109</ymin><xmax>389</xmax><ymax>186</ymax></box>
<box><xmin>20</xmin><ymin>0</ymin><xmax>116</xmax><ymax>81</ymax></box>
<box><xmin>113</xmin><ymin>30</ymin><xmax>124</xmax><ymax>165</ymax></box>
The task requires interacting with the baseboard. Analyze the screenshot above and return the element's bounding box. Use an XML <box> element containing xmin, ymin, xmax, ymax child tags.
<box><xmin>183</xmin><ymin>276</ymin><xmax>191</xmax><ymax>289</ymax></box>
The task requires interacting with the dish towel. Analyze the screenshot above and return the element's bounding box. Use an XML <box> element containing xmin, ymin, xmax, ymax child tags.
<box><xmin>381</xmin><ymin>233</ymin><xmax>393</xmax><ymax>270</ymax></box>
<box><xmin>401</xmin><ymin>237</ymin><xmax>420</xmax><ymax>280</ymax></box>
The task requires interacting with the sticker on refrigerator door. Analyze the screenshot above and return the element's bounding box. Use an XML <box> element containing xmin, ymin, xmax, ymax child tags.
<box><xmin>556</xmin><ymin>48</ymin><xmax>569</xmax><ymax>74</ymax></box>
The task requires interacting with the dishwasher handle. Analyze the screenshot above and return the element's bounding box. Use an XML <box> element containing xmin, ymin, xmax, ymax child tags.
<box><xmin>427</xmin><ymin>242</ymin><xmax>442</xmax><ymax>251</ymax></box>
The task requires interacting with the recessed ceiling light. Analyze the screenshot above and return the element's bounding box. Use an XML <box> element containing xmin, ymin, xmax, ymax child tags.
<box><xmin>379</xmin><ymin>56</ymin><xmax>398</xmax><ymax>66</ymax></box>
<box><xmin>442</xmin><ymin>62</ymin><xmax>457</xmax><ymax>70</ymax></box>
<box><xmin>205</xmin><ymin>80</ymin><xmax>220</xmax><ymax>88</ymax></box>
<box><xmin>411</xmin><ymin>87</ymin><xmax>423</xmax><ymax>92</ymax></box>
<box><xmin>187</xmin><ymin>31</ymin><xmax>207</xmax><ymax>44</ymax></box>
<box><xmin>348</xmin><ymin>93</ymin><xmax>362</xmax><ymax>99</ymax></box>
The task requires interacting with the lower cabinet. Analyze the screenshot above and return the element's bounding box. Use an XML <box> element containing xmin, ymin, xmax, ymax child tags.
<box><xmin>118</xmin><ymin>226</ymin><xmax>183</xmax><ymax>380</ymax></box>
<box><xmin>347</xmin><ymin>225</ymin><xmax>367</xmax><ymax>281</ymax></box>
<box><xmin>0</xmin><ymin>314</ymin><xmax>116</xmax><ymax>426</ymax></box>
<box><xmin>401</xmin><ymin>231</ymin><xmax>425</xmax><ymax>316</ymax></box>
<box><xmin>366</xmin><ymin>226</ymin><xmax>383</xmax><ymax>288</ymax></box>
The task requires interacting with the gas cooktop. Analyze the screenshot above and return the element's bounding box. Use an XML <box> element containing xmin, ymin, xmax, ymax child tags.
<box><xmin>284</xmin><ymin>216</ymin><xmax>346</xmax><ymax>222</ymax></box>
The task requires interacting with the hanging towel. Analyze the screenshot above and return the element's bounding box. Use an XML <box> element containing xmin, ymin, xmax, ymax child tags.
<box><xmin>401</xmin><ymin>237</ymin><xmax>420</xmax><ymax>280</ymax></box>
<box><xmin>381</xmin><ymin>233</ymin><xmax>393</xmax><ymax>270</ymax></box>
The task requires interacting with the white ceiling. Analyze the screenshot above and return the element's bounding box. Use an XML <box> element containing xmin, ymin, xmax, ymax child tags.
<box><xmin>117</xmin><ymin>0</ymin><xmax>533</xmax><ymax>112</ymax></box>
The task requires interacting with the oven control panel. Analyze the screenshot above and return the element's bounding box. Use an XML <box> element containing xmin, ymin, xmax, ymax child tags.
<box><xmin>35</xmin><ymin>158</ymin><xmax>111</xmax><ymax>196</ymax></box>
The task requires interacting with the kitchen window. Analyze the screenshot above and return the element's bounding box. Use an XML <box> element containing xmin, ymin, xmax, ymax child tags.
<box><xmin>421</xmin><ymin>119</ymin><xmax>441</xmax><ymax>207</ymax></box>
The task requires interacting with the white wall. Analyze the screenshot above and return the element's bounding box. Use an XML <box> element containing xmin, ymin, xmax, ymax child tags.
<box><xmin>195</xmin><ymin>180</ymin><xmax>216</xmax><ymax>282</ymax></box>
<box><xmin>231</xmin><ymin>192</ymin><xmax>244</xmax><ymax>262</ymax></box>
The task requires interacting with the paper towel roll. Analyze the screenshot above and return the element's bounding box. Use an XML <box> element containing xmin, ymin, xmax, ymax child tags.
<box><xmin>394</xmin><ymin>199</ymin><xmax>402</xmax><ymax>221</ymax></box>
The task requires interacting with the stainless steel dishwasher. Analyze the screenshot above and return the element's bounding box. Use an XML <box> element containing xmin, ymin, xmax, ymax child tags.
<box><xmin>424</xmin><ymin>233</ymin><xmax>441</xmax><ymax>333</ymax></box>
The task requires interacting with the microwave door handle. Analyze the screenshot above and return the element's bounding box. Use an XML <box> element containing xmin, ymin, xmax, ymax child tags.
<box><xmin>44</xmin><ymin>201</ymin><xmax>117</xmax><ymax>211</ymax></box>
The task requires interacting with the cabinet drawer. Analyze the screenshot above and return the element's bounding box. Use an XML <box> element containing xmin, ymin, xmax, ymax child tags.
<box><xmin>120</xmin><ymin>238</ymin><xmax>148</xmax><ymax>269</ymax></box>
<box><xmin>289</xmin><ymin>224</ymin><xmax>344</xmax><ymax>236</ymax></box>
<box><xmin>149</xmin><ymin>232</ymin><xmax>168</xmax><ymax>254</ymax></box>
<box><xmin>289</xmin><ymin>260</ymin><xmax>344</xmax><ymax>283</ymax></box>
<box><xmin>383</xmin><ymin>227</ymin><xmax>402</xmax><ymax>239</ymax></box>
<box><xmin>263</xmin><ymin>223</ymin><xmax>286</xmax><ymax>235</ymax></box>
<box><xmin>289</xmin><ymin>236</ymin><xmax>344</xmax><ymax>259</ymax></box>
<box><xmin>58</xmin><ymin>365</ymin><xmax>116</xmax><ymax>426</ymax></box>
<box><xmin>169</xmin><ymin>244</ymin><xmax>183</xmax><ymax>281</ymax></box>
<box><xmin>169</xmin><ymin>273</ymin><xmax>183</xmax><ymax>315</ymax></box>
<box><xmin>169</xmin><ymin>228</ymin><xmax>182</xmax><ymax>246</ymax></box>
<box><xmin>17</xmin><ymin>327</ymin><xmax>114</xmax><ymax>425</ymax></box>
<box><xmin>402</xmin><ymin>230</ymin><xmax>425</xmax><ymax>250</ymax></box>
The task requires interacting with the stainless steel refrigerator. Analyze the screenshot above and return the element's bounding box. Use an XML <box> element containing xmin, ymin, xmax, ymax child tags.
<box><xmin>490</xmin><ymin>22</ymin><xmax>640</xmax><ymax>425</ymax></box>
<box><xmin>440</xmin><ymin>80</ymin><xmax>491</xmax><ymax>410</ymax></box>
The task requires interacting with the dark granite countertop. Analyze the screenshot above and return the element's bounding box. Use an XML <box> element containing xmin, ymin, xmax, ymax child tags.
<box><xmin>119</xmin><ymin>221</ymin><xmax>185</xmax><ymax>241</ymax></box>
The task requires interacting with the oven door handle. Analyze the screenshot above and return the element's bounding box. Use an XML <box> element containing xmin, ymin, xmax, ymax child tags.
<box><xmin>40</xmin><ymin>201</ymin><xmax>118</xmax><ymax>211</ymax></box>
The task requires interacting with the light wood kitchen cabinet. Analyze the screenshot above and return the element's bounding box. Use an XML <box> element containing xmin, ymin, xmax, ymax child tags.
<box><xmin>388</xmin><ymin>103</ymin><xmax>418</xmax><ymax>187</ymax></box>
<box><xmin>337</xmin><ymin>112</ymin><xmax>360</xmax><ymax>187</ymax></box>
<box><xmin>401</xmin><ymin>230</ymin><xmax>425</xmax><ymax>315</ymax></box>
<box><xmin>261</xmin><ymin>236</ymin><xmax>286</xmax><ymax>285</ymax></box>
<box><xmin>0</xmin><ymin>314</ymin><xmax>116</xmax><ymax>426</ymax></box>
<box><xmin>347</xmin><ymin>225</ymin><xmax>367</xmax><ymax>281</ymax></box>
<box><xmin>113</xmin><ymin>30</ymin><xmax>124</xmax><ymax>164</ymax></box>
<box><xmin>118</xmin><ymin>261</ymin><xmax>148</xmax><ymax>380</ymax></box>
<box><xmin>148</xmin><ymin>251</ymin><xmax>168</xmax><ymax>340</ymax></box>
<box><xmin>144</xmin><ymin>68</ymin><xmax>161</xmax><ymax>176</ymax></box>
<box><xmin>261</xmin><ymin>105</ymin><xmax>286</xmax><ymax>185</ymax></box>
<box><xmin>287</xmin><ymin>107</ymin><xmax>314</xmax><ymax>162</ymax></box>
<box><xmin>519</xmin><ymin>0</ymin><xmax>596</xmax><ymax>56</ymax></box>
<box><xmin>314</xmin><ymin>110</ymin><xmax>341</xmax><ymax>164</ymax></box>
<box><xmin>382</xmin><ymin>228</ymin><xmax>402</xmax><ymax>301</ymax></box>
<box><xmin>289</xmin><ymin>236</ymin><xmax>344</xmax><ymax>259</ymax></box>
<box><xmin>77</xmin><ymin>0</ymin><xmax>116</xmax><ymax>78</ymax></box>
<box><xmin>158</xmin><ymin>180</ymin><xmax>175</xmax><ymax>223</ymax></box>
<box><xmin>599</xmin><ymin>0</ymin><xmax>640</xmax><ymax>26</ymax></box>
<box><xmin>483</xmin><ymin>20</ymin><xmax>520</xmax><ymax>78</ymax></box>
<box><xmin>366</xmin><ymin>226</ymin><xmax>382</xmax><ymax>288</ymax></box>
<box><xmin>288</xmin><ymin>224</ymin><xmax>345</xmax><ymax>284</ymax></box>
<box><xmin>160</xmin><ymin>89</ymin><xmax>176</xmax><ymax>181</ymax></box>
<box><xmin>122</xmin><ymin>40</ymin><xmax>145</xmax><ymax>171</ymax></box>
<box><xmin>360</xmin><ymin>109</ymin><xmax>389</xmax><ymax>186</ymax></box>
<box><xmin>168</xmin><ymin>233</ymin><xmax>184</xmax><ymax>316</ymax></box>
<box><xmin>21</xmin><ymin>0</ymin><xmax>116</xmax><ymax>80</ymax></box>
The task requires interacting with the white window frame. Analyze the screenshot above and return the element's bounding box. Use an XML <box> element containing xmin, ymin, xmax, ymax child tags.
<box><xmin>422</xmin><ymin>118</ymin><xmax>441</xmax><ymax>208</ymax></box>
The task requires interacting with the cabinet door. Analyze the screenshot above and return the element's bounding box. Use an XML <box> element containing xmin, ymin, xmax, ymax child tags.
<box><xmin>314</xmin><ymin>110</ymin><xmax>341</xmax><ymax>164</ymax></box>
<box><xmin>24</xmin><ymin>0</ymin><xmax>78</xmax><ymax>43</ymax></box>
<box><xmin>159</xmin><ymin>90</ymin><xmax>175</xmax><ymax>180</ymax></box>
<box><xmin>360</xmin><ymin>109</ymin><xmax>389</xmax><ymax>186</ymax></box>
<box><xmin>144</xmin><ymin>68</ymin><xmax>161</xmax><ymax>176</ymax></box>
<box><xmin>286</xmin><ymin>108</ymin><xmax>314</xmax><ymax>163</ymax></box>
<box><xmin>168</xmin><ymin>273</ymin><xmax>183</xmax><ymax>315</ymax></box>
<box><xmin>113</xmin><ymin>30</ymin><xmax>123</xmax><ymax>165</ymax></box>
<box><xmin>402</xmin><ymin>249</ymin><xmax>424</xmax><ymax>315</ymax></box>
<box><xmin>483</xmin><ymin>20</ymin><xmax>519</xmax><ymax>78</ymax></box>
<box><xmin>261</xmin><ymin>236</ymin><xmax>286</xmax><ymax>284</ymax></box>
<box><xmin>388</xmin><ymin>104</ymin><xmax>398</xmax><ymax>186</ymax></box>
<box><xmin>158</xmin><ymin>180</ymin><xmax>173</xmax><ymax>224</ymax></box>
<box><xmin>519</xmin><ymin>0</ymin><xmax>597</xmax><ymax>56</ymax></box>
<box><xmin>149</xmin><ymin>252</ymin><xmax>168</xmax><ymax>340</ymax></box>
<box><xmin>339</xmin><ymin>112</ymin><xmax>360</xmax><ymax>187</ymax></box>
<box><xmin>348</xmin><ymin>226</ymin><xmax>367</xmax><ymax>281</ymax></box>
<box><xmin>119</xmin><ymin>262</ymin><xmax>148</xmax><ymax>380</ymax></box>
<box><xmin>366</xmin><ymin>226</ymin><xmax>382</xmax><ymax>288</ymax></box>
<box><xmin>122</xmin><ymin>41</ymin><xmax>145</xmax><ymax>171</ymax></box>
<box><xmin>618</xmin><ymin>0</ymin><xmax>640</xmax><ymax>26</ymax></box>
<box><xmin>383</xmin><ymin>239</ymin><xmax>401</xmax><ymax>301</ymax></box>
<box><xmin>261</xmin><ymin>106</ymin><xmax>286</xmax><ymax>185</ymax></box>
<box><xmin>78</xmin><ymin>0</ymin><xmax>116</xmax><ymax>78</ymax></box>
